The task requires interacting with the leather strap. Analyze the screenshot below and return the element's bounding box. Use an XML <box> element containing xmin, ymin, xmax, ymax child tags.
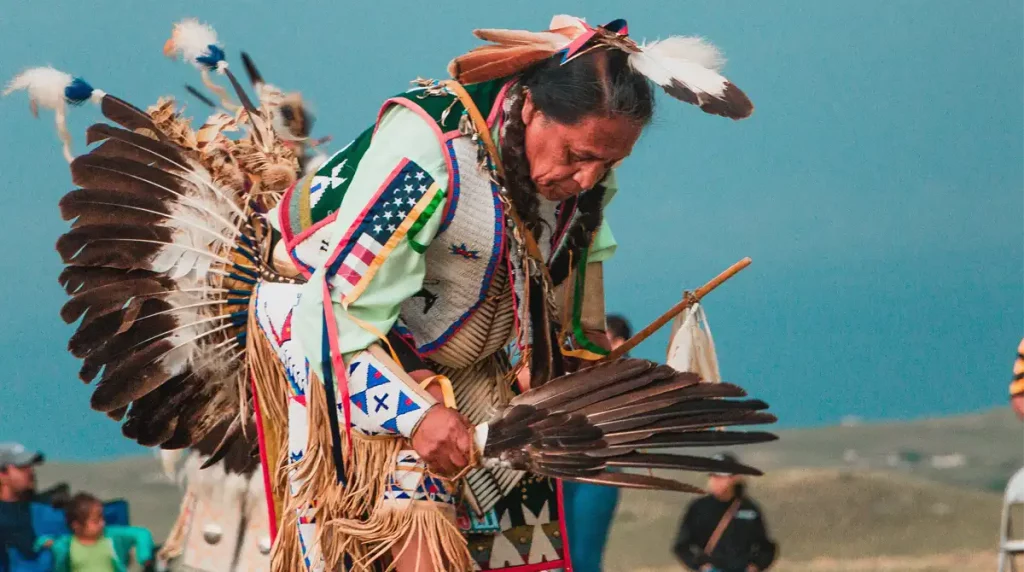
<box><xmin>705</xmin><ymin>498</ymin><xmax>741</xmax><ymax>555</ymax></box>
<box><xmin>440</xmin><ymin>80</ymin><xmax>552</xmax><ymax>283</ymax></box>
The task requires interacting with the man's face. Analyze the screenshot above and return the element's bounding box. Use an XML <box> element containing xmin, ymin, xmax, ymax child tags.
<box><xmin>707</xmin><ymin>474</ymin><xmax>738</xmax><ymax>499</ymax></box>
<box><xmin>0</xmin><ymin>464</ymin><xmax>37</xmax><ymax>496</ymax></box>
<box><xmin>521</xmin><ymin>93</ymin><xmax>642</xmax><ymax>202</ymax></box>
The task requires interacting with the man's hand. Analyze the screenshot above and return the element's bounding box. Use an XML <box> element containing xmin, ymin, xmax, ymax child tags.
<box><xmin>1012</xmin><ymin>394</ymin><xmax>1024</xmax><ymax>420</ymax></box>
<box><xmin>411</xmin><ymin>404</ymin><xmax>474</xmax><ymax>476</ymax></box>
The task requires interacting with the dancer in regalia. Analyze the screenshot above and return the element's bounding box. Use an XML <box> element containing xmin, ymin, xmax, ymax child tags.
<box><xmin>5</xmin><ymin>14</ymin><xmax>778</xmax><ymax>572</ymax></box>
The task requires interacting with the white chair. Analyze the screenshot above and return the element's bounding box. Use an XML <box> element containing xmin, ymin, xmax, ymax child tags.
<box><xmin>998</xmin><ymin>466</ymin><xmax>1024</xmax><ymax>571</ymax></box>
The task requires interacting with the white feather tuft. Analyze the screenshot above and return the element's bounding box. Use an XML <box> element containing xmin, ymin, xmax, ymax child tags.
<box><xmin>3</xmin><ymin>66</ymin><xmax>73</xmax><ymax>111</ymax></box>
<box><xmin>167</xmin><ymin>18</ymin><xmax>221</xmax><ymax>67</ymax></box>
<box><xmin>629</xmin><ymin>44</ymin><xmax>730</xmax><ymax>98</ymax></box>
<box><xmin>549</xmin><ymin>14</ymin><xmax>586</xmax><ymax>30</ymax></box>
<box><xmin>641</xmin><ymin>36</ymin><xmax>725</xmax><ymax>71</ymax></box>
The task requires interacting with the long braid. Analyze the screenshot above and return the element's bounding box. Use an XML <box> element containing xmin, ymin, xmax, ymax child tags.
<box><xmin>498</xmin><ymin>85</ymin><xmax>542</xmax><ymax>238</ymax></box>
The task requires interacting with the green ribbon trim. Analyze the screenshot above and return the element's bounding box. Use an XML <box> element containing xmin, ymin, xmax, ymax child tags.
<box><xmin>570</xmin><ymin>247</ymin><xmax>610</xmax><ymax>357</ymax></box>
<box><xmin>408</xmin><ymin>188</ymin><xmax>445</xmax><ymax>253</ymax></box>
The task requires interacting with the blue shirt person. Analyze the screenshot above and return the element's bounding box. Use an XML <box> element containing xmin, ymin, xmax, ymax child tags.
<box><xmin>562</xmin><ymin>315</ymin><xmax>631</xmax><ymax>572</ymax></box>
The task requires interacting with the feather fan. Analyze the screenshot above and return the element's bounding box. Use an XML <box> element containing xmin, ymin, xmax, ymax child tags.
<box><xmin>474</xmin><ymin>358</ymin><xmax>776</xmax><ymax>491</ymax></box>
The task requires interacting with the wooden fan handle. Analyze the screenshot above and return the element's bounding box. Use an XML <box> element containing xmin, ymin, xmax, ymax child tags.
<box><xmin>603</xmin><ymin>258</ymin><xmax>751</xmax><ymax>362</ymax></box>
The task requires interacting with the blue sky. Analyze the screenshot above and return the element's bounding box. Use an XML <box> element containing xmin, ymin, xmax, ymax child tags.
<box><xmin>0</xmin><ymin>1</ymin><xmax>1020</xmax><ymax>460</ymax></box>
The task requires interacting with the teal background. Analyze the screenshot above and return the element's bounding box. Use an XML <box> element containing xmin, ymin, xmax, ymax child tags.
<box><xmin>0</xmin><ymin>1</ymin><xmax>1020</xmax><ymax>459</ymax></box>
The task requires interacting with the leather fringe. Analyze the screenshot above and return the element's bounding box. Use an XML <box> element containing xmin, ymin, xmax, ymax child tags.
<box><xmin>271</xmin><ymin>369</ymin><xmax>471</xmax><ymax>571</ymax></box>
<box><xmin>247</xmin><ymin>303</ymin><xmax>290</xmax><ymax>521</ymax></box>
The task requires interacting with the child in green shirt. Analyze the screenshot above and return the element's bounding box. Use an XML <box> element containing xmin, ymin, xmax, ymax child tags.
<box><xmin>35</xmin><ymin>492</ymin><xmax>154</xmax><ymax>572</ymax></box>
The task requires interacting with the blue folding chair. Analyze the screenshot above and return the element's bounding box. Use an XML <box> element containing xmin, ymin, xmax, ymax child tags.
<box><xmin>1</xmin><ymin>499</ymin><xmax>132</xmax><ymax>572</ymax></box>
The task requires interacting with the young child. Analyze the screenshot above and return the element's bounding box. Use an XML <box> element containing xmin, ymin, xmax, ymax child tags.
<box><xmin>35</xmin><ymin>492</ymin><xmax>154</xmax><ymax>572</ymax></box>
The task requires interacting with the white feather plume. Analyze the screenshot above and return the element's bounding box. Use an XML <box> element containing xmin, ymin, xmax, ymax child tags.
<box><xmin>3</xmin><ymin>66</ymin><xmax>73</xmax><ymax>112</ymax></box>
<box><xmin>629</xmin><ymin>35</ymin><xmax>753</xmax><ymax>119</ymax></box>
<box><xmin>631</xmin><ymin>36</ymin><xmax>729</xmax><ymax>97</ymax></box>
<box><xmin>3</xmin><ymin>66</ymin><xmax>106</xmax><ymax>161</ymax></box>
<box><xmin>549</xmin><ymin>14</ymin><xmax>587</xmax><ymax>30</ymax></box>
<box><xmin>641</xmin><ymin>36</ymin><xmax>726</xmax><ymax>71</ymax></box>
<box><xmin>167</xmin><ymin>18</ymin><xmax>221</xmax><ymax>67</ymax></box>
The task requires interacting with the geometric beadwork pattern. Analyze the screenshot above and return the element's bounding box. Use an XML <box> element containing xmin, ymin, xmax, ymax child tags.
<box><xmin>382</xmin><ymin>449</ymin><xmax>455</xmax><ymax>506</ymax></box>
<box><xmin>346</xmin><ymin>351</ymin><xmax>432</xmax><ymax>438</ymax></box>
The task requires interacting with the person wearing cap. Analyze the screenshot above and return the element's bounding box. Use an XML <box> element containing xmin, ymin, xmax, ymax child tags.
<box><xmin>0</xmin><ymin>443</ymin><xmax>48</xmax><ymax>571</ymax></box>
<box><xmin>562</xmin><ymin>315</ymin><xmax>632</xmax><ymax>572</ymax></box>
<box><xmin>672</xmin><ymin>452</ymin><xmax>777</xmax><ymax>572</ymax></box>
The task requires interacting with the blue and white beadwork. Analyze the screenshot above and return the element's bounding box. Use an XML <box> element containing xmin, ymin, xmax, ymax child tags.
<box><xmin>382</xmin><ymin>450</ymin><xmax>455</xmax><ymax>506</ymax></box>
<box><xmin>345</xmin><ymin>350</ymin><xmax>433</xmax><ymax>437</ymax></box>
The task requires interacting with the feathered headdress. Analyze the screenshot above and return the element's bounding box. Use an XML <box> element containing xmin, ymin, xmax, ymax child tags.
<box><xmin>448</xmin><ymin>15</ymin><xmax>754</xmax><ymax>120</ymax></box>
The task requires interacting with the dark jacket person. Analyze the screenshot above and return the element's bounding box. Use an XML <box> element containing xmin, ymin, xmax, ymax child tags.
<box><xmin>672</xmin><ymin>453</ymin><xmax>777</xmax><ymax>572</ymax></box>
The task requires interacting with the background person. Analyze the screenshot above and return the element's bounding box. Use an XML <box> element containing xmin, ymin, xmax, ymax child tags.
<box><xmin>672</xmin><ymin>453</ymin><xmax>777</xmax><ymax>572</ymax></box>
<box><xmin>562</xmin><ymin>314</ymin><xmax>632</xmax><ymax>572</ymax></box>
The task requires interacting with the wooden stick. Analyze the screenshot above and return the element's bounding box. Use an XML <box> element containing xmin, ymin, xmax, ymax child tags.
<box><xmin>604</xmin><ymin>257</ymin><xmax>752</xmax><ymax>362</ymax></box>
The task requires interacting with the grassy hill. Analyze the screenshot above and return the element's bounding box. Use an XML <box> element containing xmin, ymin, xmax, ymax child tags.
<box><xmin>33</xmin><ymin>409</ymin><xmax>1020</xmax><ymax>571</ymax></box>
<box><xmin>606</xmin><ymin>469</ymin><xmax>1002</xmax><ymax>571</ymax></box>
<box><xmin>745</xmin><ymin>408</ymin><xmax>1022</xmax><ymax>492</ymax></box>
